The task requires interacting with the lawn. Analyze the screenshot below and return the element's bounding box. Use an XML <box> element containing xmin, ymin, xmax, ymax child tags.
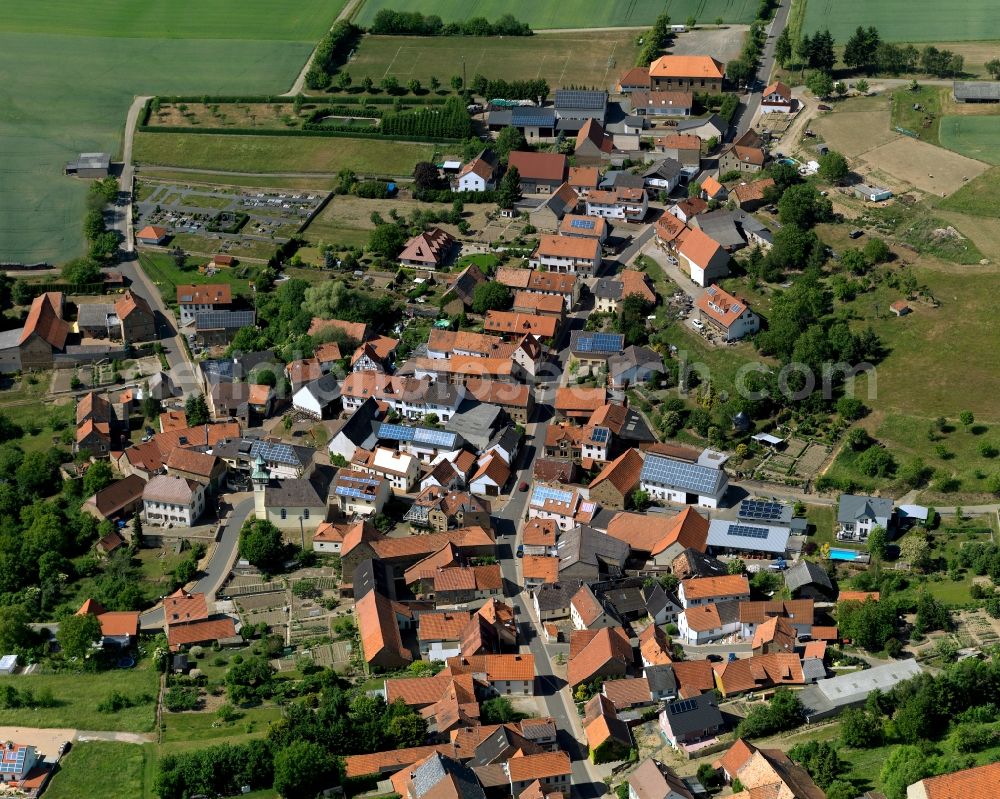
<box><xmin>348</xmin><ymin>31</ymin><xmax>640</xmax><ymax>89</ymax></box>
<box><xmin>939</xmin><ymin>115</ymin><xmax>1000</xmax><ymax>165</ymax></box>
<box><xmin>0</xmin><ymin>374</ymin><xmax>75</xmax><ymax>453</ymax></box>
<box><xmin>0</xmin><ymin>664</ymin><xmax>159</xmax><ymax>732</ymax></box>
<box><xmin>134</xmin><ymin>132</ymin><xmax>437</xmax><ymax>177</ymax></box>
<box><xmin>355</xmin><ymin>0</ymin><xmax>758</xmax><ymax>28</ymax></box>
<box><xmin>0</xmin><ymin>0</ymin><xmax>347</xmax><ymax>264</ymax></box>
<box><xmin>937</xmin><ymin>166</ymin><xmax>1000</xmax><ymax>215</ymax></box>
<box><xmin>137</xmin><ymin>251</ymin><xmax>252</xmax><ymax>307</ymax></box>
<box><xmin>890</xmin><ymin>85</ymin><xmax>942</xmax><ymax>146</ymax></box>
<box><xmin>804</xmin><ymin>0</ymin><xmax>1000</xmax><ymax>42</ymax></box>
<box><xmin>45</xmin><ymin>742</ymin><xmax>150</xmax><ymax>799</ymax></box>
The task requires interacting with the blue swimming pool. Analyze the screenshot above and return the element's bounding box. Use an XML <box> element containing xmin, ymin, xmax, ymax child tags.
<box><xmin>829</xmin><ymin>548</ymin><xmax>861</xmax><ymax>561</ymax></box>
<box><xmin>778</xmin><ymin>158</ymin><xmax>797</xmax><ymax>166</ymax></box>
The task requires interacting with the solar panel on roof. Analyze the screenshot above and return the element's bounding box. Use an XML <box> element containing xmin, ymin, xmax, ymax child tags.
<box><xmin>591</xmin><ymin>427</ymin><xmax>609</xmax><ymax>443</ymax></box>
<box><xmin>668</xmin><ymin>698</ymin><xmax>698</xmax><ymax>715</ymax></box>
<box><xmin>729</xmin><ymin>524</ymin><xmax>771</xmax><ymax>540</ymax></box>
<box><xmin>574</xmin><ymin>332</ymin><xmax>624</xmax><ymax>353</ymax></box>
<box><xmin>378</xmin><ymin>422</ymin><xmax>416</xmax><ymax>442</ymax></box>
<box><xmin>738</xmin><ymin>499</ymin><xmax>785</xmax><ymax>521</ymax></box>
<box><xmin>413</xmin><ymin>427</ymin><xmax>458</xmax><ymax>447</ymax></box>
<box><xmin>570</xmin><ymin>218</ymin><xmax>596</xmax><ymax>229</ymax></box>
<box><xmin>194</xmin><ymin>310</ymin><xmax>254</xmax><ymax>330</ymax></box>
<box><xmin>640</xmin><ymin>454</ymin><xmax>721</xmax><ymax>495</ymax></box>
<box><xmin>532</xmin><ymin>485</ymin><xmax>574</xmax><ymax>506</ymax></box>
<box><xmin>250</xmin><ymin>439</ymin><xmax>298</xmax><ymax>466</ymax></box>
<box><xmin>555</xmin><ymin>90</ymin><xmax>608</xmax><ymax>110</ymax></box>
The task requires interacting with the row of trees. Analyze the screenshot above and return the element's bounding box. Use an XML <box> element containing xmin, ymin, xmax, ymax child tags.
<box><xmin>305</xmin><ymin>22</ymin><xmax>362</xmax><ymax>90</ymax></box>
<box><xmin>369</xmin><ymin>9</ymin><xmax>532</xmax><ymax>37</ymax></box>
<box><xmin>380</xmin><ymin>96</ymin><xmax>472</xmax><ymax>139</ymax></box>
<box><xmin>636</xmin><ymin>12</ymin><xmax>674</xmax><ymax>67</ymax></box>
<box><xmin>470</xmin><ymin>76</ymin><xmax>549</xmax><ymax>102</ymax></box>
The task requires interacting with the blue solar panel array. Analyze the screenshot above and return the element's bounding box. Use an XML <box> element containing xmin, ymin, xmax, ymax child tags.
<box><xmin>590</xmin><ymin>427</ymin><xmax>610</xmax><ymax>443</ymax></box>
<box><xmin>250</xmin><ymin>439</ymin><xmax>299</xmax><ymax>466</ymax></box>
<box><xmin>511</xmin><ymin>107</ymin><xmax>556</xmax><ymax>127</ymax></box>
<box><xmin>194</xmin><ymin>310</ymin><xmax>255</xmax><ymax>330</ymax></box>
<box><xmin>531</xmin><ymin>484</ymin><xmax>574</xmax><ymax>506</ymax></box>
<box><xmin>571</xmin><ymin>218</ymin><xmax>596</xmax><ymax>230</ymax></box>
<box><xmin>640</xmin><ymin>454</ymin><xmax>723</xmax><ymax>495</ymax></box>
<box><xmin>335</xmin><ymin>474</ymin><xmax>380</xmax><ymax>498</ymax></box>
<box><xmin>729</xmin><ymin>524</ymin><xmax>771</xmax><ymax>540</ymax></box>
<box><xmin>574</xmin><ymin>332</ymin><xmax>624</xmax><ymax>353</ymax></box>
<box><xmin>555</xmin><ymin>90</ymin><xmax>608</xmax><ymax>110</ymax></box>
<box><xmin>668</xmin><ymin>698</ymin><xmax>698</xmax><ymax>715</ymax></box>
<box><xmin>738</xmin><ymin>499</ymin><xmax>786</xmax><ymax>521</ymax></box>
<box><xmin>377</xmin><ymin>422</ymin><xmax>459</xmax><ymax>449</ymax></box>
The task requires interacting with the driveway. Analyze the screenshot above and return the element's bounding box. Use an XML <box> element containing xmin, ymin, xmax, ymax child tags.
<box><xmin>139</xmin><ymin>493</ymin><xmax>254</xmax><ymax>630</ymax></box>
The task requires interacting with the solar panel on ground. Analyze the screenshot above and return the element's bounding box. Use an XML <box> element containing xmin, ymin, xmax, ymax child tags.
<box><xmin>640</xmin><ymin>455</ymin><xmax>721</xmax><ymax>495</ymax></box>
<box><xmin>728</xmin><ymin>524</ymin><xmax>770</xmax><ymax>540</ymax></box>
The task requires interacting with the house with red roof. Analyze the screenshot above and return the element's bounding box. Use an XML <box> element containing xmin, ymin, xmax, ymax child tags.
<box><xmin>18</xmin><ymin>292</ymin><xmax>70</xmax><ymax>369</ymax></box>
<box><xmin>455</xmin><ymin>149</ymin><xmax>499</xmax><ymax>192</ymax></box>
<box><xmin>507</xmin><ymin>151</ymin><xmax>568</xmax><ymax>194</ymax></box>
<box><xmin>399</xmin><ymin>228</ymin><xmax>456</xmax><ymax>269</ymax></box>
<box><xmin>695</xmin><ymin>285</ymin><xmax>759</xmax><ymax>341</ymax></box>
<box><xmin>761</xmin><ymin>81</ymin><xmax>794</xmax><ymax>113</ymax></box>
<box><xmin>677</xmin><ymin>228</ymin><xmax>730</xmax><ymax>287</ymax></box>
<box><xmin>648</xmin><ymin>55</ymin><xmax>725</xmax><ymax>92</ymax></box>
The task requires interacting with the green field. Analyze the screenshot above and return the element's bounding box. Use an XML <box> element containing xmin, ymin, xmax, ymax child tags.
<box><xmin>354</xmin><ymin>0</ymin><xmax>757</xmax><ymax>29</ymax></box>
<box><xmin>804</xmin><ymin>0</ymin><xmax>1000</xmax><ymax>42</ymax></box>
<box><xmin>938</xmin><ymin>166</ymin><xmax>1000</xmax><ymax>215</ymax></box>
<box><xmin>134</xmin><ymin>132</ymin><xmax>437</xmax><ymax>177</ymax></box>
<box><xmin>348</xmin><ymin>31</ymin><xmax>640</xmax><ymax>89</ymax></box>
<box><xmin>0</xmin><ymin>665</ymin><xmax>159</xmax><ymax>732</ymax></box>
<box><xmin>0</xmin><ymin>0</ymin><xmax>346</xmax><ymax>264</ymax></box>
<box><xmin>46</xmin><ymin>742</ymin><xmax>150</xmax><ymax>799</ymax></box>
<box><xmin>939</xmin><ymin>115</ymin><xmax>1000</xmax><ymax>164</ymax></box>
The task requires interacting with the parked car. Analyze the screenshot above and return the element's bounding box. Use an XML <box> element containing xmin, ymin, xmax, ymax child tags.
<box><xmin>692</xmin><ymin>319</ymin><xmax>704</xmax><ymax>330</ymax></box>
<box><xmin>516</xmin><ymin>545</ymin><xmax>524</xmax><ymax>558</ymax></box>
<box><xmin>519</xmin><ymin>481</ymin><xmax>529</xmax><ymax>492</ymax></box>
<box><xmin>818</xmin><ymin>104</ymin><xmax>832</xmax><ymax>111</ymax></box>
<box><xmin>849</xmin><ymin>229</ymin><xmax>864</xmax><ymax>239</ymax></box>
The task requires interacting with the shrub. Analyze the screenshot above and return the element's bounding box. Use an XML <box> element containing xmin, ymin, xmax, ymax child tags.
<box><xmin>164</xmin><ymin>686</ymin><xmax>200</xmax><ymax>712</ymax></box>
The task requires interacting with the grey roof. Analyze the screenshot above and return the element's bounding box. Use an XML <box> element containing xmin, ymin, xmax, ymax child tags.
<box><xmin>147</xmin><ymin>371</ymin><xmax>176</xmax><ymax>399</ymax></box>
<box><xmin>201</xmin><ymin>350</ymin><xmax>277</xmax><ymax>384</ymax></box>
<box><xmin>471</xmin><ymin>726</ymin><xmax>539</xmax><ymax>767</ymax></box>
<box><xmin>609</xmin><ymin>346</ymin><xmax>664</xmax><ymax>379</ymax></box>
<box><xmin>692</xmin><ymin>210</ymin><xmax>745</xmax><ymax>249</ymax></box>
<box><xmin>784</xmin><ymin>560</ymin><xmax>833</xmax><ymax>593</ymax></box>
<box><xmin>799</xmin><ymin>660</ymin><xmax>922</xmax><ymax>720</ymax></box>
<box><xmin>616</xmin><ymin>407</ymin><xmax>656</xmax><ymax>444</ymax></box>
<box><xmin>532</xmin><ymin>581</ymin><xmax>582</xmax><ymax>612</ymax></box>
<box><xmin>411</xmin><ymin>753</ymin><xmax>485</xmax><ymax>799</ymax></box>
<box><xmin>613</xmin><ymin>172</ymin><xmax>647</xmax><ymax>190</ymax></box>
<box><xmin>714</xmin><ymin>599</ymin><xmax>741</xmax><ymax>626</ymax></box>
<box><xmin>837</xmin><ymin>494</ymin><xmax>894</xmax><ymax>524</ymax></box>
<box><xmin>706</xmin><ymin>519</ymin><xmax>789</xmax><ymax>555</ymax></box>
<box><xmin>594</xmin><ymin>278</ymin><xmax>623</xmax><ymax>301</ymax></box>
<box><xmin>640</xmin><ymin>452</ymin><xmax>726</xmax><ymax>496</ymax></box>
<box><xmin>487</xmin><ymin>426</ymin><xmax>520</xmax><ymax>456</ymax></box>
<box><xmin>642</xmin><ymin>583</ymin><xmax>680</xmax><ymax>617</ymax></box>
<box><xmin>644</xmin><ymin>664</ymin><xmax>677</xmax><ymax>697</ymax></box>
<box><xmin>446</xmin><ymin>401</ymin><xmax>507</xmax><ymax>450</ymax></box>
<box><xmin>353</xmin><ymin>558</ymin><xmax>390</xmax><ymax>600</ymax></box>
<box><xmin>67</xmin><ymin>152</ymin><xmax>111</xmax><ymax>170</ymax></box>
<box><xmin>535</xmin><ymin>187</ymin><xmax>578</xmax><ymax>217</ymax></box>
<box><xmin>642</xmin><ymin>158</ymin><xmax>683</xmax><ymax>181</ymax></box>
<box><xmin>675</xmin><ymin>114</ymin><xmax>726</xmax><ymax>135</ymax></box>
<box><xmin>77</xmin><ymin>303</ymin><xmax>117</xmax><ymax>328</ymax></box>
<box><xmin>557</xmin><ymin>525</ymin><xmax>630</xmax><ymax>571</ymax></box>
<box><xmin>801</xmin><ymin>657</ymin><xmax>827</xmax><ymax>683</ymax></box>
<box><xmin>263</xmin><ymin>467</ymin><xmax>334</xmax><ymax>508</ymax></box>
<box><xmin>600</xmin><ymin>583</ymin><xmax>646</xmax><ymax>617</ymax></box>
<box><xmin>953</xmin><ymin>80</ymin><xmax>1000</xmax><ymax>101</ymax></box>
<box><xmin>0</xmin><ymin>327</ymin><xmax>24</xmax><ymax>350</ymax></box>
<box><xmin>661</xmin><ymin>692</ymin><xmax>723</xmax><ymax>735</ymax></box>
<box><xmin>300</xmin><ymin>372</ymin><xmax>341</xmax><ymax>405</ymax></box>
<box><xmin>555</xmin><ymin>90</ymin><xmax>608</xmax><ymax>111</ymax></box>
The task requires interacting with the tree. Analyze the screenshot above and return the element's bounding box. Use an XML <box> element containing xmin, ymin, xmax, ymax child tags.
<box><xmin>863</xmin><ymin>237</ymin><xmax>891</xmax><ymax>263</ymax></box>
<box><xmin>337</xmin><ymin>71</ymin><xmax>352</xmax><ymax>90</ymax></box>
<box><xmin>807</xmin><ymin>70</ymin><xmax>834</xmax><ymax>99</ymax></box>
<box><xmin>16</xmin><ymin>450</ymin><xmax>61</xmax><ymax>497</ymax></box>
<box><xmin>727</xmin><ymin>59</ymin><xmax>754</xmax><ymax>88</ymax></box>
<box><xmin>429</xmin><ymin>76</ymin><xmax>440</xmax><ymax>92</ymax></box>
<box><xmin>774</xmin><ymin>28</ymin><xmax>792</xmax><ymax>67</ymax></box>
<box><xmin>494</xmin><ymin>126</ymin><xmax>526</xmax><ymax>162</ymax></box>
<box><xmin>450</xmin><ymin>75</ymin><xmax>464</xmax><ymax>92</ymax></box>
<box><xmin>497</xmin><ymin>166</ymin><xmax>522</xmax><ymax>210</ymax></box>
<box><xmin>915</xmin><ymin>592</ymin><xmax>950</xmax><ymax>634</ymax></box>
<box><xmin>387</xmin><ymin>712</ymin><xmax>428</xmax><ymax>748</ymax></box>
<box><xmin>140</xmin><ymin>395</ymin><xmax>162</xmax><ymax>421</ymax></box>
<box><xmin>837</xmin><ymin>397</ymin><xmax>867</xmax><ymax>420</ymax></box>
<box><xmin>837</xmin><ymin>597</ymin><xmax>895</xmax><ymax>650</ymax></box>
<box><xmin>131</xmin><ymin>511</ymin><xmax>144</xmax><ymax>550</ymax></box>
<box><xmin>879</xmin><ymin>745</ymin><xmax>934</xmax><ymax>799</ymax></box>
<box><xmin>987</xmin><ymin>58</ymin><xmax>1000</xmax><ymax>79</ymax></box>
<box><xmin>471</xmin><ymin>281</ymin><xmax>511</xmax><ymax>314</ymax></box>
<box><xmin>844</xmin><ymin>25</ymin><xmax>881</xmax><ymax>73</ymax></box>
<box><xmin>272</xmin><ymin>739</ymin><xmax>336</xmax><ymax>799</ymax></box>
<box><xmin>960</xmin><ymin>410</ymin><xmax>975</xmax><ymax>427</ymax></box>
<box><xmin>83</xmin><ymin>460</ymin><xmax>114</xmax><ymax>496</ymax></box>
<box><xmin>0</xmin><ymin>605</ymin><xmax>33</xmax><ymax>653</ymax></box>
<box><xmin>857</xmin><ymin>445</ymin><xmax>895</xmax><ymax>477</ymax></box>
<box><xmin>481</xmin><ymin>696</ymin><xmax>521</xmax><ymax>724</ymax></box>
<box><xmin>239</xmin><ymin>519</ymin><xmax>284</xmax><ymax>572</ymax></box>
<box><xmin>840</xmin><ymin>708</ymin><xmax>883</xmax><ymax>747</ymax></box>
<box><xmin>57</xmin><ymin>612</ymin><xmax>102</xmax><ymax>660</ymax></box>
<box><xmin>727</xmin><ymin>558</ymin><xmax>746</xmax><ymax>575</ymax></box>
<box><xmin>867</xmin><ymin>525</ymin><xmax>887</xmax><ymax>561</ymax></box>
<box><xmin>819</xmin><ymin>150</ymin><xmax>849</xmax><ymax>183</ymax></box>
<box><xmin>184</xmin><ymin>393</ymin><xmax>210</xmax><ymax>426</ymax></box>
<box><xmin>407</xmin><ymin>78</ymin><xmax>421</xmax><ymax>94</ymax></box>
<box><xmin>226</xmin><ymin>655</ymin><xmax>275</xmax><ymax>703</ymax></box>
<box><xmin>61</xmin><ymin>258</ymin><xmax>103</xmax><ymax>286</ymax></box>
<box><xmin>834</xmin><ymin>80</ymin><xmax>848</xmax><ymax>97</ymax></box>
<box><xmin>631</xmin><ymin>489</ymin><xmax>650</xmax><ymax>511</ymax></box>
<box><xmin>381</xmin><ymin>76</ymin><xmax>400</xmax><ymax>94</ymax></box>
<box><xmin>413</xmin><ymin>161</ymin><xmax>440</xmax><ymax>191</ymax></box>
<box><xmin>807</xmin><ymin>29</ymin><xmax>836</xmax><ymax>71</ymax></box>
<box><xmin>777</xmin><ymin>184</ymin><xmax>832</xmax><ymax>229</ymax></box>
<box><xmin>788</xmin><ymin>740</ymin><xmax>842</xmax><ymax>789</ymax></box>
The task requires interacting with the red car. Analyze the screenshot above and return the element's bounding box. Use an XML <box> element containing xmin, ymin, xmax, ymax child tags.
<box><xmin>519</xmin><ymin>481</ymin><xmax>529</xmax><ymax>492</ymax></box>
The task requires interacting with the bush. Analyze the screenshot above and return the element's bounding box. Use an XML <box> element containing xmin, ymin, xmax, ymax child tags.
<box><xmin>164</xmin><ymin>686</ymin><xmax>200</xmax><ymax>712</ymax></box>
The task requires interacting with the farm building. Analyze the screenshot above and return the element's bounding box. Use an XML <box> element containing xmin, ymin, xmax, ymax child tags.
<box><xmin>648</xmin><ymin>55</ymin><xmax>725</xmax><ymax>93</ymax></box>
<box><xmin>853</xmin><ymin>183</ymin><xmax>893</xmax><ymax>202</ymax></box>
<box><xmin>65</xmin><ymin>152</ymin><xmax>110</xmax><ymax>178</ymax></box>
<box><xmin>953</xmin><ymin>81</ymin><xmax>1000</xmax><ymax>103</ymax></box>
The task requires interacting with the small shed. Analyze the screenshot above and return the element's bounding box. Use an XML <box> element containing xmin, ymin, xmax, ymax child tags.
<box><xmin>890</xmin><ymin>300</ymin><xmax>911</xmax><ymax>316</ymax></box>
<box><xmin>65</xmin><ymin>152</ymin><xmax>111</xmax><ymax>178</ymax></box>
<box><xmin>0</xmin><ymin>655</ymin><xmax>17</xmax><ymax>675</ymax></box>
<box><xmin>751</xmin><ymin>432</ymin><xmax>785</xmax><ymax>449</ymax></box>
<box><xmin>854</xmin><ymin>183</ymin><xmax>893</xmax><ymax>202</ymax></box>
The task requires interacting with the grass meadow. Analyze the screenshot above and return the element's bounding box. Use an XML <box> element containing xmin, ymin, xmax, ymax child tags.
<box><xmin>354</xmin><ymin>0</ymin><xmax>758</xmax><ymax>29</ymax></box>
<box><xmin>939</xmin><ymin>115</ymin><xmax>1000</xmax><ymax>165</ymax></box>
<box><xmin>938</xmin><ymin>167</ymin><xmax>1000</xmax><ymax>215</ymax></box>
<box><xmin>348</xmin><ymin>32</ymin><xmax>640</xmax><ymax>89</ymax></box>
<box><xmin>133</xmin><ymin>132</ymin><xmax>437</xmax><ymax>177</ymax></box>
<box><xmin>804</xmin><ymin>0</ymin><xmax>1000</xmax><ymax>41</ymax></box>
<box><xmin>45</xmin><ymin>742</ymin><xmax>150</xmax><ymax>799</ymax></box>
<box><xmin>0</xmin><ymin>0</ymin><xmax>345</xmax><ymax>264</ymax></box>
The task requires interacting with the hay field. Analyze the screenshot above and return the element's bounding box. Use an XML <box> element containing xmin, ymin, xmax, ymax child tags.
<box><xmin>0</xmin><ymin>1</ymin><xmax>345</xmax><ymax>264</ymax></box>
<box><xmin>354</xmin><ymin>0</ymin><xmax>758</xmax><ymax>29</ymax></box>
<box><xmin>804</xmin><ymin>0</ymin><xmax>1000</xmax><ymax>42</ymax></box>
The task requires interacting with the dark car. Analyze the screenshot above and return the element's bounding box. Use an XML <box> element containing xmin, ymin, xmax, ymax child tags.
<box><xmin>849</xmin><ymin>229</ymin><xmax>864</xmax><ymax>239</ymax></box>
<box><xmin>516</xmin><ymin>544</ymin><xmax>524</xmax><ymax>558</ymax></box>
<box><xmin>818</xmin><ymin>104</ymin><xmax>832</xmax><ymax>111</ymax></box>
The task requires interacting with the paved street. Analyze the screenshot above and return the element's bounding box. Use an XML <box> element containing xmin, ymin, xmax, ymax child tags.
<box><xmin>139</xmin><ymin>493</ymin><xmax>254</xmax><ymax>630</ymax></box>
<box><xmin>732</xmin><ymin>0</ymin><xmax>793</xmax><ymax>137</ymax></box>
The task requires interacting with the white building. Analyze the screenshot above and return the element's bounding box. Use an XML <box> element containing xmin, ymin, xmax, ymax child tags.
<box><xmin>357</xmin><ymin>447</ymin><xmax>419</xmax><ymax>494</ymax></box>
<box><xmin>677</xmin><ymin>228</ymin><xmax>730</xmax><ymax>287</ymax></box>
<box><xmin>585</xmin><ymin>187</ymin><xmax>649</xmax><ymax>221</ymax></box>
<box><xmin>695</xmin><ymin>285</ymin><xmax>760</xmax><ymax>342</ymax></box>
<box><xmin>143</xmin><ymin>474</ymin><xmax>206</xmax><ymax>526</ymax></box>
<box><xmin>529</xmin><ymin>235</ymin><xmax>602</xmax><ymax>277</ymax></box>
<box><xmin>639</xmin><ymin>449</ymin><xmax>729</xmax><ymax>509</ymax></box>
<box><xmin>176</xmin><ymin>284</ymin><xmax>231</xmax><ymax>325</ymax></box>
<box><xmin>331</xmin><ymin>471</ymin><xmax>390</xmax><ymax>517</ymax></box>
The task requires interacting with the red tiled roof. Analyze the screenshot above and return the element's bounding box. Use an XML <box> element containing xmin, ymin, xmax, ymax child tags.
<box><xmin>507</xmin><ymin>151</ymin><xmax>568</xmax><ymax>183</ymax></box>
<box><xmin>568</xmin><ymin>627</ymin><xmax>632</xmax><ymax>688</ymax></box>
<box><xmin>164</xmin><ymin>589</ymin><xmax>208</xmax><ymax>624</ymax></box>
<box><xmin>682</xmin><ymin>574</ymin><xmax>750</xmax><ymax>601</ymax></box>
<box><xmin>506</xmin><ymin>751</ymin><xmax>571</xmax><ymax>783</ymax></box>
<box><xmin>918</xmin><ymin>762</ymin><xmax>1000</xmax><ymax>799</ymax></box>
<box><xmin>176</xmin><ymin>283</ymin><xmax>231</xmax><ymax>305</ymax></box>
<box><xmin>649</xmin><ymin>55</ymin><xmax>724</xmax><ymax>80</ymax></box>
<box><xmin>167</xmin><ymin>617</ymin><xmax>237</xmax><ymax>650</ymax></box>
<box><xmin>357</xmin><ymin>591</ymin><xmax>412</xmax><ymax>665</ymax></box>
<box><xmin>602</xmin><ymin>677</ymin><xmax>651</xmax><ymax>709</ymax></box>
<box><xmin>399</xmin><ymin>228</ymin><xmax>455</xmax><ymax>266</ymax></box>
<box><xmin>308</xmin><ymin>317</ymin><xmax>369</xmax><ymax>342</ymax></box>
<box><xmin>20</xmin><ymin>292</ymin><xmax>69</xmax><ymax>349</ymax></box>
<box><xmin>522</xmin><ymin>555</ymin><xmax>559</xmax><ymax>583</ymax></box>
<box><xmin>589</xmin><ymin>448</ymin><xmax>644</xmax><ymax>495</ymax></box>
